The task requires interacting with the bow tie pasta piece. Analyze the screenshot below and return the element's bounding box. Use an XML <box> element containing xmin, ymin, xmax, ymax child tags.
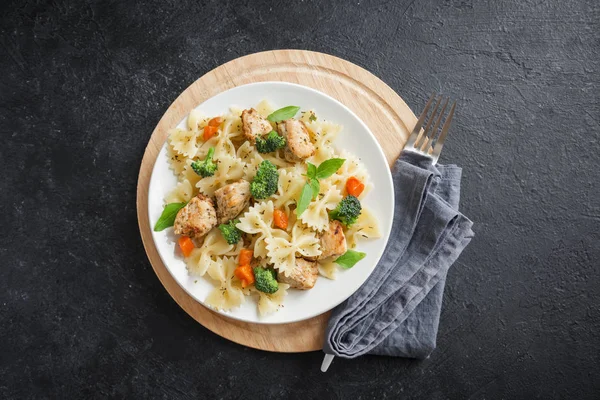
<box><xmin>345</xmin><ymin>207</ymin><xmax>382</xmax><ymax>249</ymax></box>
<box><xmin>222</xmin><ymin>108</ymin><xmax>244</xmax><ymax>141</ymax></box>
<box><xmin>206</xmin><ymin>257</ymin><xmax>227</xmax><ymax>282</ymax></box>
<box><xmin>272</xmin><ymin>166</ymin><xmax>306</xmax><ymax>214</ymax></box>
<box><xmin>302</xmin><ymin>118</ymin><xmax>342</xmax><ymax>166</ymax></box>
<box><xmin>204</xmin><ymin>256</ymin><xmax>247</xmax><ymax>311</ymax></box>
<box><xmin>265</xmin><ymin>220</ymin><xmax>321</xmax><ymax>277</ymax></box>
<box><xmin>317</xmin><ymin>259</ymin><xmax>338</xmax><ymax>280</ymax></box>
<box><xmin>265</xmin><ymin>234</ymin><xmax>296</xmax><ymax>276</ymax></box>
<box><xmin>164</xmin><ymin>179</ymin><xmax>194</xmax><ymax>204</ymax></box>
<box><xmin>256</xmin><ymin>282</ymin><xmax>290</xmax><ymax>316</ymax></box>
<box><xmin>187</xmin><ymin>109</ymin><xmax>209</xmax><ymax>132</ymax></box>
<box><xmin>255</xmin><ymin>99</ymin><xmax>276</xmax><ymax>118</ymax></box>
<box><xmin>248</xmin><ymin>228</ymin><xmax>288</xmax><ymax>260</ymax></box>
<box><xmin>195</xmin><ymin>110</ymin><xmax>245</xmax><ymax>160</ymax></box>
<box><xmin>237</xmin><ymin>200</ymin><xmax>279</xmax><ymax>259</ymax></box>
<box><xmin>185</xmin><ymin>229</ymin><xmax>243</xmax><ymax>277</ymax></box>
<box><xmin>168</xmin><ymin>127</ymin><xmax>200</xmax><ymax>159</ymax></box>
<box><xmin>207</xmin><ymin>255</ymin><xmax>240</xmax><ymax>283</ymax></box>
<box><xmin>290</xmin><ymin>221</ymin><xmax>322</xmax><ymax>259</ymax></box>
<box><xmin>326</xmin><ymin>149</ymin><xmax>372</xmax><ymax>199</ymax></box>
<box><xmin>299</xmin><ymin>182</ymin><xmax>343</xmax><ymax>233</ymax></box>
<box><xmin>166</xmin><ymin>143</ymin><xmax>187</xmax><ymax>175</ymax></box>
<box><xmin>237</xmin><ymin>200</ymin><xmax>275</xmax><ymax>235</ymax></box>
<box><xmin>208</xmin><ymin>132</ymin><xmax>236</xmax><ymax>158</ymax></box>
<box><xmin>237</xmin><ymin>141</ymin><xmax>264</xmax><ymax>181</ymax></box>
<box><xmin>248</xmin><ymin>234</ymin><xmax>268</xmax><ymax>260</ymax></box>
<box><xmin>195</xmin><ymin>153</ymin><xmax>245</xmax><ymax>196</ymax></box>
<box><xmin>179</xmin><ymin>160</ymin><xmax>202</xmax><ymax>187</ymax></box>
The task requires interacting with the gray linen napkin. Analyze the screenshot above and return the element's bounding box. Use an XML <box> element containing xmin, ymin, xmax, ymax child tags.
<box><xmin>322</xmin><ymin>152</ymin><xmax>474</xmax><ymax>362</ymax></box>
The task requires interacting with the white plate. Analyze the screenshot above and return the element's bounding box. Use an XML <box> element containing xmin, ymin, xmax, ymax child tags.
<box><xmin>148</xmin><ymin>81</ymin><xmax>394</xmax><ymax>324</ymax></box>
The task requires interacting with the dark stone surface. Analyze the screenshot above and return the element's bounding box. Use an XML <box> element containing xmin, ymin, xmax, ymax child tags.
<box><xmin>1</xmin><ymin>0</ymin><xmax>599</xmax><ymax>398</ymax></box>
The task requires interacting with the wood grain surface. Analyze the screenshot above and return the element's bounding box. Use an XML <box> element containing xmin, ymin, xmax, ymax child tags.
<box><xmin>136</xmin><ymin>50</ymin><xmax>416</xmax><ymax>352</ymax></box>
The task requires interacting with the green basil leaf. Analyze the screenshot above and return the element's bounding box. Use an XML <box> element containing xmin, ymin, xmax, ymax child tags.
<box><xmin>334</xmin><ymin>250</ymin><xmax>366</xmax><ymax>269</ymax></box>
<box><xmin>316</xmin><ymin>158</ymin><xmax>345</xmax><ymax>179</ymax></box>
<box><xmin>309</xmin><ymin>178</ymin><xmax>320</xmax><ymax>200</ymax></box>
<box><xmin>296</xmin><ymin>183</ymin><xmax>313</xmax><ymax>216</ymax></box>
<box><xmin>267</xmin><ymin>106</ymin><xmax>301</xmax><ymax>122</ymax></box>
<box><xmin>154</xmin><ymin>202</ymin><xmax>186</xmax><ymax>231</ymax></box>
<box><xmin>306</xmin><ymin>162</ymin><xmax>317</xmax><ymax>179</ymax></box>
<box><xmin>309</xmin><ymin>113</ymin><xmax>317</xmax><ymax>122</ymax></box>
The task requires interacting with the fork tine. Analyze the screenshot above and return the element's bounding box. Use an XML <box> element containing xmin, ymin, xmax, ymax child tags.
<box><xmin>431</xmin><ymin>101</ymin><xmax>456</xmax><ymax>162</ymax></box>
<box><xmin>415</xmin><ymin>96</ymin><xmax>442</xmax><ymax>150</ymax></box>
<box><xmin>420</xmin><ymin>97</ymin><xmax>449</xmax><ymax>152</ymax></box>
<box><xmin>405</xmin><ymin>93</ymin><xmax>436</xmax><ymax>148</ymax></box>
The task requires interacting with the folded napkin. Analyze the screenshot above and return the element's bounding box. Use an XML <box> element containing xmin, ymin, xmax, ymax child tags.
<box><xmin>322</xmin><ymin>152</ymin><xmax>474</xmax><ymax>367</ymax></box>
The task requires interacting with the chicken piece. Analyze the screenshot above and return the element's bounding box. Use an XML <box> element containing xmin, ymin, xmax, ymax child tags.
<box><xmin>317</xmin><ymin>220</ymin><xmax>347</xmax><ymax>260</ymax></box>
<box><xmin>277</xmin><ymin>119</ymin><xmax>315</xmax><ymax>160</ymax></box>
<box><xmin>283</xmin><ymin>146</ymin><xmax>300</xmax><ymax>163</ymax></box>
<box><xmin>241</xmin><ymin>108</ymin><xmax>272</xmax><ymax>142</ymax></box>
<box><xmin>214</xmin><ymin>179</ymin><xmax>251</xmax><ymax>224</ymax></box>
<box><xmin>173</xmin><ymin>194</ymin><xmax>217</xmax><ymax>239</ymax></box>
<box><xmin>277</xmin><ymin>258</ymin><xmax>319</xmax><ymax>290</ymax></box>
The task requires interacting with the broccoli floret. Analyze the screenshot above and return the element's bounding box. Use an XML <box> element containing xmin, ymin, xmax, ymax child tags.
<box><xmin>250</xmin><ymin>160</ymin><xmax>279</xmax><ymax>199</ymax></box>
<box><xmin>255</xmin><ymin>130</ymin><xmax>286</xmax><ymax>153</ymax></box>
<box><xmin>253</xmin><ymin>267</ymin><xmax>279</xmax><ymax>294</ymax></box>
<box><xmin>218</xmin><ymin>219</ymin><xmax>242</xmax><ymax>245</ymax></box>
<box><xmin>329</xmin><ymin>195</ymin><xmax>362</xmax><ymax>226</ymax></box>
<box><xmin>191</xmin><ymin>147</ymin><xmax>217</xmax><ymax>177</ymax></box>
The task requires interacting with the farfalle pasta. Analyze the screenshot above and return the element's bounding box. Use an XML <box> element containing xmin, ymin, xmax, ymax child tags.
<box><xmin>299</xmin><ymin>181</ymin><xmax>343</xmax><ymax>232</ymax></box>
<box><xmin>196</xmin><ymin>154</ymin><xmax>245</xmax><ymax>196</ymax></box>
<box><xmin>168</xmin><ymin>128</ymin><xmax>199</xmax><ymax>158</ymax></box>
<box><xmin>205</xmin><ymin>256</ymin><xmax>247</xmax><ymax>311</ymax></box>
<box><xmin>345</xmin><ymin>207</ymin><xmax>382</xmax><ymax>249</ymax></box>
<box><xmin>326</xmin><ymin>149</ymin><xmax>373</xmax><ymax>199</ymax></box>
<box><xmin>256</xmin><ymin>283</ymin><xmax>290</xmax><ymax>316</ymax></box>
<box><xmin>185</xmin><ymin>230</ymin><xmax>242</xmax><ymax>277</ymax></box>
<box><xmin>237</xmin><ymin>200</ymin><xmax>276</xmax><ymax>259</ymax></box>
<box><xmin>164</xmin><ymin>179</ymin><xmax>194</xmax><ymax>204</ymax></box>
<box><xmin>272</xmin><ymin>166</ymin><xmax>306</xmax><ymax>213</ymax></box>
<box><xmin>264</xmin><ymin>220</ymin><xmax>321</xmax><ymax>276</ymax></box>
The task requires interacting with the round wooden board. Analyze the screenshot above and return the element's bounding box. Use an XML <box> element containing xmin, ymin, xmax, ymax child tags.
<box><xmin>137</xmin><ymin>50</ymin><xmax>417</xmax><ymax>352</ymax></box>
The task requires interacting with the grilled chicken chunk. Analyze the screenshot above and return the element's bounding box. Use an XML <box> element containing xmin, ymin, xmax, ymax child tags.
<box><xmin>278</xmin><ymin>119</ymin><xmax>315</xmax><ymax>161</ymax></box>
<box><xmin>277</xmin><ymin>258</ymin><xmax>319</xmax><ymax>290</ymax></box>
<box><xmin>317</xmin><ymin>220</ymin><xmax>347</xmax><ymax>260</ymax></box>
<box><xmin>283</xmin><ymin>146</ymin><xmax>300</xmax><ymax>163</ymax></box>
<box><xmin>241</xmin><ymin>108</ymin><xmax>272</xmax><ymax>142</ymax></box>
<box><xmin>174</xmin><ymin>194</ymin><xmax>218</xmax><ymax>239</ymax></box>
<box><xmin>214</xmin><ymin>179</ymin><xmax>251</xmax><ymax>224</ymax></box>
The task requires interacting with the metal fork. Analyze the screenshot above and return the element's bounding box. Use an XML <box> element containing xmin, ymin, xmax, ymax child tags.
<box><xmin>403</xmin><ymin>93</ymin><xmax>456</xmax><ymax>164</ymax></box>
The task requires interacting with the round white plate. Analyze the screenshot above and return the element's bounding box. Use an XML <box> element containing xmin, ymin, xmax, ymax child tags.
<box><xmin>148</xmin><ymin>81</ymin><xmax>394</xmax><ymax>324</ymax></box>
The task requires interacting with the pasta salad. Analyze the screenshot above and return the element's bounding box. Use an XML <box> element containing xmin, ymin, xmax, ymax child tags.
<box><xmin>154</xmin><ymin>100</ymin><xmax>381</xmax><ymax>316</ymax></box>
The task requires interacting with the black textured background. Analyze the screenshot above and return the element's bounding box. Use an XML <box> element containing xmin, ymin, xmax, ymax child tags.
<box><xmin>1</xmin><ymin>0</ymin><xmax>599</xmax><ymax>398</ymax></box>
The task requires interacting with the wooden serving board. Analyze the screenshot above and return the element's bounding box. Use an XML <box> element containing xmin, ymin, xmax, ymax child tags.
<box><xmin>137</xmin><ymin>50</ymin><xmax>416</xmax><ymax>352</ymax></box>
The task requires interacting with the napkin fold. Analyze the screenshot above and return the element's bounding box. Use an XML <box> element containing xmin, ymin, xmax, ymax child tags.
<box><xmin>323</xmin><ymin>152</ymin><xmax>474</xmax><ymax>361</ymax></box>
